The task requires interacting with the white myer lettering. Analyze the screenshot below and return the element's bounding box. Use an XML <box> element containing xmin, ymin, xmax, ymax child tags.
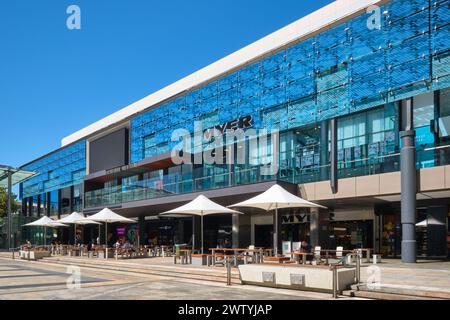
<box><xmin>204</xmin><ymin>115</ymin><xmax>253</xmax><ymax>139</ymax></box>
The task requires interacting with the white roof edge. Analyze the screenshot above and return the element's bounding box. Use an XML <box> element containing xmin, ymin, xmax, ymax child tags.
<box><xmin>62</xmin><ymin>0</ymin><xmax>382</xmax><ymax>147</ymax></box>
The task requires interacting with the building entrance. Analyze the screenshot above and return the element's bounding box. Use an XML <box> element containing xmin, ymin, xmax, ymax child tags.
<box><xmin>254</xmin><ymin>225</ymin><xmax>273</xmax><ymax>248</ymax></box>
<box><xmin>329</xmin><ymin>220</ymin><xmax>373</xmax><ymax>250</ymax></box>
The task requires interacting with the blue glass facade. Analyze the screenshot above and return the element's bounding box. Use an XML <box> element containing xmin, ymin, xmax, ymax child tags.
<box><xmin>19</xmin><ymin>0</ymin><xmax>450</xmax><ymax>212</ymax></box>
<box><xmin>131</xmin><ymin>0</ymin><xmax>450</xmax><ymax>163</ymax></box>
<box><xmin>21</xmin><ymin>140</ymin><xmax>86</xmax><ymax>199</ymax></box>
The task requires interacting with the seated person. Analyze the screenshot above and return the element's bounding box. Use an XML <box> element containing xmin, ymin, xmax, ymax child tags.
<box><xmin>301</xmin><ymin>241</ymin><xmax>313</xmax><ymax>262</ymax></box>
<box><xmin>301</xmin><ymin>241</ymin><xmax>312</xmax><ymax>253</ymax></box>
<box><xmin>24</xmin><ymin>240</ymin><xmax>32</xmax><ymax>250</ymax></box>
<box><xmin>223</xmin><ymin>238</ymin><xmax>233</xmax><ymax>249</ymax></box>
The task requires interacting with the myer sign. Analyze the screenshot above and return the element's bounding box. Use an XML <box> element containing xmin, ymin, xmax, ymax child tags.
<box><xmin>204</xmin><ymin>115</ymin><xmax>253</xmax><ymax>139</ymax></box>
<box><xmin>281</xmin><ymin>214</ymin><xmax>310</xmax><ymax>225</ymax></box>
<box><xmin>171</xmin><ymin>114</ymin><xmax>280</xmax><ymax>176</ymax></box>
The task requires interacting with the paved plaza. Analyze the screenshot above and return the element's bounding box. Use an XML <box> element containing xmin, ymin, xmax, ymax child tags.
<box><xmin>0</xmin><ymin>257</ymin><xmax>349</xmax><ymax>300</ymax></box>
<box><xmin>1</xmin><ymin>252</ymin><xmax>449</xmax><ymax>300</ymax></box>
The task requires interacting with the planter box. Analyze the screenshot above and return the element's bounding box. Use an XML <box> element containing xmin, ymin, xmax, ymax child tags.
<box><xmin>239</xmin><ymin>264</ymin><xmax>356</xmax><ymax>293</ymax></box>
<box><xmin>192</xmin><ymin>254</ymin><xmax>208</xmax><ymax>266</ymax></box>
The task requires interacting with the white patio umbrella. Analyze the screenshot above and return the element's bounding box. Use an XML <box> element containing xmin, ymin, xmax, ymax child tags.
<box><xmin>76</xmin><ymin>218</ymin><xmax>102</xmax><ymax>226</ymax></box>
<box><xmin>416</xmin><ymin>217</ymin><xmax>446</xmax><ymax>228</ymax></box>
<box><xmin>86</xmin><ymin>208</ymin><xmax>136</xmax><ymax>259</ymax></box>
<box><xmin>160</xmin><ymin>195</ymin><xmax>242</xmax><ymax>254</ymax></box>
<box><xmin>416</xmin><ymin>220</ymin><xmax>428</xmax><ymax>228</ymax></box>
<box><xmin>58</xmin><ymin>212</ymin><xmax>101</xmax><ymax>245</ymax></box>
<box><xmin>23</xmin><ymin>216</ymin><xmax>68</xmax><ymax>246</ymax></box>
<box><xmin>229</xmin><ymin>184</ymin><xmax>327</xmax><ymax>256</ymax></box>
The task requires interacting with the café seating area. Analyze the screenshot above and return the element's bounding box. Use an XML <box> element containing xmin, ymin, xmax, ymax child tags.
<box><xmin>44</xmin><ymin>244</ymin><xmax>176</xmax><ymax>260</ymax></box>
<box><xmin>171</xmin><ymin>245</ymin><xmax>375</xmax><ymax>268</ymax></box>
<box><xmin>18</xmin><ymin>241</ymin><xmax>375</xmax><ymax>268</ymax></box>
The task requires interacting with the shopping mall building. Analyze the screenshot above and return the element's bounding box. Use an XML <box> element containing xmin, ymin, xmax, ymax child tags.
<box><xmin>18</xmin><ymin>0</ymin><xmax>450</xmax><ymax>260</ymax></box>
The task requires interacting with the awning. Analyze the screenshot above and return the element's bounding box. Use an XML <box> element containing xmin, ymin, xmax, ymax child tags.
<box><xmin>0</xmin><ymin>165</ymin><xmax>36</xmax><ymax>188</ymax></box>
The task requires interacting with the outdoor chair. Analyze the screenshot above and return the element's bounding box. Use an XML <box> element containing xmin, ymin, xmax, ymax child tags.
<box><xmin>313</xmin><ymin>246</ymin><xmax>323</xmax><ymax>265</ymax></box>
<box><xmin>328</xmin><ymin>246</ymin><xmax>344</xmax><ymax>264</ymax></box>
<box><xmin>147</xmin><ymin>247</ymin><xmax>157</xmax><ymax>257</ymax></box>
<box><xmin>243</xmin><ymin>246</ymin><xmax>256</xmax><ymax>264</ymax></box>
<box><xmin>336</xmin><ymin>246</ymin><xmax>344</xmax><ymax>259</ymax></box>
<box><xmin>213</xmin><ymin>253</ymin><xmax>226</xmax><ymax>267</ymax></box>
<box><xmin>80</xmin><ymin>246</ymin><xmax>89</xmax><ymax>257</ymax></box>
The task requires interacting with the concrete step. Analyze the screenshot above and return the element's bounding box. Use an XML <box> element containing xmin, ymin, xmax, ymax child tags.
<box><xmin>343</xmin><ymin>284</ymin><xmax>449</xmax><ymax>300</ymax></box>
<box><xmin>342</xmin><ymin>290</ymin><xmax>442</xmax><ymax>300</ymax></box>
<box><xmin>39</xmin><ymin>257</ymin><xmax>242</xmax><ymax>285</ymax></box>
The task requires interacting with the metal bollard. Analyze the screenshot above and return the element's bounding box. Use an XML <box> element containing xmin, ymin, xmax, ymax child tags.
<box><xmin>331</xmin><ymin>265</ymin><xmax>338</xmax><ymax>299</ymax></box>
<box><xmin>355</xmin><ymin>253</ymin><xmax>361</xmax><ymax>284</ymax></box>
<box><xmin>226</xmin><ymin>257</ymin><xmax>232</xmax><ymax>286</ymax></box>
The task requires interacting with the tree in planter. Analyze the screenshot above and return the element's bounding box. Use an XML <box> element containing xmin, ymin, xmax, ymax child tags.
<box><xmin>0</xmin><ymin>187</ymin><xmax>19</xmax><ymax>218</ymax></box>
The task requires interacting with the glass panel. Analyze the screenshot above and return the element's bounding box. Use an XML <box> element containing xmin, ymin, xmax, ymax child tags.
<box><xmin>440</xmin><ymin>87</ymin><xmax>450</xmax><ymax>118</ymax></box>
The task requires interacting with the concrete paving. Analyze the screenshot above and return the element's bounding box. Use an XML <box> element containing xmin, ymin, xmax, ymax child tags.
<box><xmin>360</xmin><ymin>260</ymin><xmax>450</xmax><ymax>291</ymax></box>
<box><xmin>2</xmin><ymin>252</ymin><xmax>448</xmax><ymax>300</ymax></box>
<box><xmin>0</xmin><ymin>257</ymin><xmax>355</xmax><ymax>300</ymax></box>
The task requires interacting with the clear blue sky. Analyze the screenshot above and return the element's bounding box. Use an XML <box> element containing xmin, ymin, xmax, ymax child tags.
<box><xmin>0</xmin><ymin>0</ymin><xmax>332</xmax><ymax>168</ymax></box>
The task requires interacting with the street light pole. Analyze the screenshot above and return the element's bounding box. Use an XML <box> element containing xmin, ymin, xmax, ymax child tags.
<box><xmin>401</xmin><ymin>98</ymin><xmax>417</xmax><ymax>264</ymax></box>
<box><xmin>7</xmin><ymin>170</ymin><xmax>12</xmax><ymax>254</ymax></box>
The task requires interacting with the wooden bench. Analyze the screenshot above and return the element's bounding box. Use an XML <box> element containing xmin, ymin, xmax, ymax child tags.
<box><xmin>263</xmin><ymin>257</ymin><xmax>291</xmax><ymax>264</ymax></box>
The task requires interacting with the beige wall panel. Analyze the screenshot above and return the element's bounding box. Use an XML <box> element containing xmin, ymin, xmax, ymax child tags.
<box><xmin>379</xmin><ymin>172</ymin><xmax>401</xmax><ymax>195</ymax></box>
<box><xmin>356</xmin><ymin>175</ymin><xmax>380</xmax><ymax>197</ymax></box>
<box><xmin>334</xmin><ymin>178</ymin><xmax>356</xmax><ymax>199</ymax></box>
<box><xmin>315</xmin><ymin>181</ymin><xmax>335</xmax><ymax>200</ymax></box>
<box><xmin>419</xmin><ymin>167</ymin><xmax>445</xmax><ymax>192</ymax></box>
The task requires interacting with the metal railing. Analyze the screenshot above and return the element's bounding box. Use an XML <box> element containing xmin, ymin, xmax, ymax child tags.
<box><xmin>329</xmin><ymin>252</ymin><xmax>362</xmax><ymax>299</ymax></box>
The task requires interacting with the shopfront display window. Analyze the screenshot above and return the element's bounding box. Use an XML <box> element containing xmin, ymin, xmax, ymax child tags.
<box><xmin>329</xmin><ymin>220</ymin><xmax>373</xmax><ymax>250</ymax></box>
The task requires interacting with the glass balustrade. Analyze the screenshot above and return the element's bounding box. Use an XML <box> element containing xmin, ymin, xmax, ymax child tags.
<box><xmin>84</xmin><ymin>144</ymin><xmax>450</xmax><ymax>209</ymax></box>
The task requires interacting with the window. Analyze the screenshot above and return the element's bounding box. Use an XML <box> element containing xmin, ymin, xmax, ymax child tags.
<box><xmin>49</xmin><ymin>190</ymin><xmax>58</xmax><ymax>217</ymax></box>
<box><xmin>414</xmin><ymin>92</ymin><xmax>434</xmax><ymax>128</ymax></box>
<box><xmin>61</xmin><ymin>187</ymin><xmax>71</xmax><ymax>215</ymax></box>
<box><xmin>336</xmin><ymin>103</ymin><xmax>399</xmax><ymax>169</ymax></box>
<box><xmin>440</xmin><ymin>88</ymin><xmax>450</xmax><ymax>118</ymax></box>
<box><xmin>73</xmin><ymin>185</ymin><xmax>82</xmax><ymax>212</ymax></box>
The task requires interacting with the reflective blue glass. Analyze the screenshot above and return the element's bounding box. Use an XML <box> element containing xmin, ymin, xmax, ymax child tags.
<box><xmin>21</xmin><ymin>140</ymin><xmax>86</xmax><ymax>198</ymax></box>
<box><xmin>130</xmin><ymin>0</ymin><xmax>450</xmax><ymax>164</ymax></box>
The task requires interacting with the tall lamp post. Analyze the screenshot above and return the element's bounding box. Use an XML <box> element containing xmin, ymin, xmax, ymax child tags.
<box><xmin>7</xmin><ymin>170</ymin><xmax>12</xmax><ymax>255</ymax></box>
<box><xmin>401</xmin><ymin>98</ymin><xmax>417</xmax><ymax>264</ymax></box>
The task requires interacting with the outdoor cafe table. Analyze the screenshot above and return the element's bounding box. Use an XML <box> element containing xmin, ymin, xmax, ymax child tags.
<box><xmin>287</xmin><ymin>252</ymin><xmax>314</xmax><ymax>265</ymax></box>
<box><xmin>263</xmin><ymin>256</ymin><xmax>291</xmax><ymax>264</ymax></box>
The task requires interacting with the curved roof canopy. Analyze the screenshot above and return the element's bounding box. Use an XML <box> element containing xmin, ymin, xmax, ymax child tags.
<box><xmin>0</xmin><ymin>165</ymin><xmax>36</xmax><ymax>188</ymax></box>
